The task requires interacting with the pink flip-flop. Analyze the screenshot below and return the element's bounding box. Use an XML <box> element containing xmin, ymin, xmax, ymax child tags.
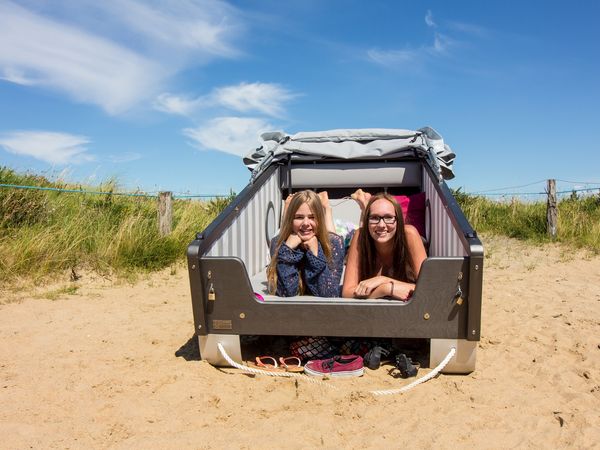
<box><xmin>279</xmin><ymin>356</ymin><xmax>304</xmax><ymax>373</ymax></box>
<box><xmin>251</xmin><ymin>356</ymin><xmax>284</xmax><ymax>372</ymax></box>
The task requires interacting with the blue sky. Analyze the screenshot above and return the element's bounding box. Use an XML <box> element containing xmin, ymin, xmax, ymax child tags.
<box><xmin>1</xmin><ymin>0</ymin><xmax>599</xmax><ymax>197</ymax></box>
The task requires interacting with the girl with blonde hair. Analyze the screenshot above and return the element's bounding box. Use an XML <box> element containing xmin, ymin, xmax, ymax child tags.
<box><xmin>268</xmin><ymin>190</ymin><xmax>344</xmax><ymax>297</ymax></box>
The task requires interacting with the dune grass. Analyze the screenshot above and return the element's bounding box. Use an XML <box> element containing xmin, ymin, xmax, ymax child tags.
<box><xmin>2</xmin><ymin>166</ymin><xmax>599</xmax><ymax>285</ymax></box>
<box><xmin>0</xmin><ymin>167</ymin><xmax>232</xmax><ymax>283</ymax></box>
<box><xmin>453</xmin><ymin>189</ymin><xmax>600</xmax><ymax>252</ymax></box>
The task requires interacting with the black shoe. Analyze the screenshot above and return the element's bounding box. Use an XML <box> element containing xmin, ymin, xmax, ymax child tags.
<box><xmin>363</xmin><ymin>346</ymin><xmax>390</xmax><ymax>370</ymax></box>
<box><xmin>395</xmin><ymin>353</ymin><xmax>418</xmax><ymax>378</ymax></box>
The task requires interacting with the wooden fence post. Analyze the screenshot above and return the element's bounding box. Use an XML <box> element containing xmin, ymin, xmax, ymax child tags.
<box><xmin>546</xmin><ymin>179</ymin><xmax>557</xmax><ymax>238</ymax></box>
<box><xmin>158</xmin><ymin>191</ymin><xmax>173</xmax><ymax>236</ymax></box>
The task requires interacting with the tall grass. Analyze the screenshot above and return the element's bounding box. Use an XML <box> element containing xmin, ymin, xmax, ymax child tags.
<box><xmin>454</xmin><ymin>189</ymin><xmax>600</xmax><ymax>252</ymax></box>
<box><xmin>2</xmin><ymin>166</ymin><xmax>598</xmax><ymax>284</ymax></box>
<box><xmin>0</xmin><ymin>167</ymin><xmax>233</xmax><ymax>283</ymax></box>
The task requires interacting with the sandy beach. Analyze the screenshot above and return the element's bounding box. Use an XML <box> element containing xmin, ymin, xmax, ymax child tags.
<box><xmin>1</xmin><ymin>235</ymin><xmax>599</xmax><ymax>449</ymax></box>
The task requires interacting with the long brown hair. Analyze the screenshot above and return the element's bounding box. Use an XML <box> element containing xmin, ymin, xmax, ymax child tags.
<box><xmin>267</xmin><ymin>190</ymin><xmax>332</xmax><ymax>295</ymax></box>
<box><xmin>357</xmin><ymin>193</ymin><xmax>416</xmax><ymax>283</ymax></box>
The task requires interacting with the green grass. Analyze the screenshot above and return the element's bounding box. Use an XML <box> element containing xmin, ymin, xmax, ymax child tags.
<box><xmin>2</xmin><ymin>166</ymin><xmax>598</xmax><ymax>284</ymax></box>
<box><xmin>0</xmin><ymin>167</ymin><xmax>233</xmax><ymax>283</ymax></box>
<box><xmin>453</xmin><ymin>188</ymin><xmax>600</xmax><ymax>252</ymax></box>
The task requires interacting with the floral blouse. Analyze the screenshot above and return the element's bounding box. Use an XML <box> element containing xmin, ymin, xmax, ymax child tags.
<box><xmin>269</xmin><ymin>233</ymin><xmax>344</xmax><ymax>297</ymax></box>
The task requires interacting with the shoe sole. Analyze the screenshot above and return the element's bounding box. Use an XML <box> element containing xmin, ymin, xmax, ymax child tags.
<box><xmin>303</xmin><ymin>366</ymin><xmax>364</xmax><ymax>378</ymax></box>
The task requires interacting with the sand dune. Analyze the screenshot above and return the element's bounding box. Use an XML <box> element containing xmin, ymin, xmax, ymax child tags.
<box><xmin>1</xmin><ymin>235</ymin><xmax>599</xmax><ymax>449</ymax></box>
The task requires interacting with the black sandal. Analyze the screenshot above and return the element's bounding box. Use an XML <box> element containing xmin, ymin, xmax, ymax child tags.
<box><xmin>363</xmin><ymin>346</ymin><xmax>391</xmax><ymax>370</ymax></box>
<box><xmin>394</xmin><ymin>353</ymin><xmax>419</xmax><ymax>378</ymax></box>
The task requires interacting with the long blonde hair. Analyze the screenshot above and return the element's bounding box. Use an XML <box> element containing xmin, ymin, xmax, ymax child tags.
<box><xmin>267</xmin><ymin>190</ymin><xmax>332</xmax><ymax>295</ymax></box>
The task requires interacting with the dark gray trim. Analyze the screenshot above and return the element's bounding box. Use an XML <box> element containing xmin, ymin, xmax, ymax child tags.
<box><xmin>196</xmin><ymin>257</ymin><xmax>470</xmax><ymax>339</ymax></box>
<box><xmin>422</xmin><ymin>163</ymin><xmax>483</xmax><ymax>341</ymax></box>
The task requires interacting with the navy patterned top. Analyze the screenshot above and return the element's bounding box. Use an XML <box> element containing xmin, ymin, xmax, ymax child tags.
<box><xmin>270</xmin><ymin>233</ymin><xmax>344</xmax><ymax>297</ymax></box>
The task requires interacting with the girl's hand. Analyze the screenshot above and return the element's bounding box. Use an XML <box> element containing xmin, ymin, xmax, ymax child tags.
<box><xmin>285</xmin><ymin>233</ymin><xmax>302</xmax><ymax>249</ymax></box>
<box><xmin>390</xmin><ymin>281</ymin><xmax>414</xmax><ymax>301</ymax></box>
<box><xmin>301</xmin><ymin>236</ymin><xmax>319</xmax><ymax>256</ymax></box>
<box><xmin>353</xmin><ymin>276</ymin><xmax>389</xmax><ymax>298</ymax></box>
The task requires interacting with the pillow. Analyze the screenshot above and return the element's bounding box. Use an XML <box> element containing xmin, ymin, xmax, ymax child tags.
<box><xmin>394</xmin><ymin>192</ymin><xmax>426</xmax><ymax>238</ymax></box>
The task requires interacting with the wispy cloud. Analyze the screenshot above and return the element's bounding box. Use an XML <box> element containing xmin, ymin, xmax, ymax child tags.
<box><xmin>0</xmin><ymin>67</ymin><xmax>37</xmax><ymax>85</ymax></box>
<box><xmin>367</xmin><ymin>48</ymin><xmax>419</xmax><ymax>66</ymax></box>
<box><xmin>368</xmin><ymin>10</ymin><xmax>457</xmax><ymax>68</ymax></box>
<box><xmin>425</xmin><ymin>10</ymin><xmax>436</xmax><ymax>28</ymax></box>
<box><xmin>0</xmin><ymin>131</ymin><xmax>94</xmax><ymax>164</ymax></box>
<box><xmin>183</xmin><ymin>117</ymin><xmax>274</xmax><ymax>157</ymax></box>
<box><xmin>447</xmin><ymin>21</ymin><xmax>489</xmax><ymax>38</ymax></box>
<box><xmin>213</xmin><ymin>82</ymin><xmax>297</xmax><ymax>117</ymax></box>
<box><xmin>153</xmin><ymin>93</ymin><xmax>202</xmax><ymax>116</ymax></box>
<box><xmin>103</xmin><ymin>0</ymin><xmax>241</xmax><ymax>57</ymax></box>
<box><xmin>0</xmin><ymin>1</ymin><xmax>242</xmax><ymax>114</ymax></box>
<box><xmin>155</xmin><ymin>82</ymin><xmax>298</xmax><ymax>118</ymax></box>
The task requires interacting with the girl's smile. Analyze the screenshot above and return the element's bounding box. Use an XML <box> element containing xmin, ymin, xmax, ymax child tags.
<box><xmin>293</xmin><ymin>202</ymin><xmax>317</xmax><ymax>241</ymax></box>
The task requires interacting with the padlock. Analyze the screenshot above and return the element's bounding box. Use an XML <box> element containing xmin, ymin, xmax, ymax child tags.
<box><xmin>455</xmin><ymin>284</ymin><xmax>463</xmax><ymax>306</ymax></box>
<box><xmin>208</xmin><ymin>282</ymin><xmax>216</xmax><ymax>301</ymax></box>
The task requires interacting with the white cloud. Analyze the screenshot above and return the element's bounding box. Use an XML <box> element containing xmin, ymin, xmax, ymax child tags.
<box><xmin>0</xmin><ymin>1</ymin><xmax>242</xmax><ymax>114</ymax></box>
<box><xmin>155</xmin><ymin>82</ymin><xmax>297</xmax><ymax>118</ymax></box>
<box><xmin>183</xmin><ymin>117</ymin><xmax>273</xmax><ymax>157</ymax></box>
<box><xmin>425</xmin><ymin>10</ymin><xmax>436</xmax><ymax>28</ymax></box>
<box><xmin>0</xmin><ymin>131</ymin><xmax>94</xmax><ymax>164</ymax></box>
<box><xmin>213</xmin><ymin>82</ymin><xmax>297</xmax><ymax>117</ymax></box>
<box><xmin>102</xmin><ymin>0</ymin><xmax>241</xmax><ymax>57</ymax></box>
<box><xmin>367</xmin><ymin>48</ymin><xmax>419</xmax><ymax>66</ymax></box>
<box><xmin>432</xmin><ymin>33</ymin><xmax>450</xmax><ymax>53</ymax></box>
<box><xmin>447</xmin><ymin>21</ymin><xmax>489</xmax><ymax>37</ymax></box>
<box><xmin>367</xmin><ymin>33</ymin><xmax>452</xmax><ymax>68</ymax></box>
<box><xmin>153</xmin><ymin>93</ymin><xmax>202</xmax><ymax>116</ymax></box>
<box><xmin>0</xmin><ymin>67</ymin><xmax>37</xmax><ymax>85</ymax></box>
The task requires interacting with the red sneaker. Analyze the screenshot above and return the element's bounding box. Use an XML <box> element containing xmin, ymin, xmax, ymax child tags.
<box><xmin>304</xmin><ymin>355</ymin><xmax>364</xmax><ymax>378</ymax></box>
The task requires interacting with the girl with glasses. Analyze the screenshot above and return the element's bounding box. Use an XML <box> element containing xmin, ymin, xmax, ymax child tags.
<box><xmin>342</xmin><ymin>191</ymin><xmax>427</xmax><ymax>300</ymax></box>
<box><xmin>268</xmin><ymin>190</ymin><xmax>344</xmax><ymax>297</ymax></box>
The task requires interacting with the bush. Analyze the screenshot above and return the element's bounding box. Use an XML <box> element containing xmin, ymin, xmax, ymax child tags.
<box><xmin>453</xmin><ymin>189</ymin><xmax>600</xmax><ymax>251</ymax></box>
<box><xmin>0</xmin><ymin>167</ymin><xmax>233</xmax><ymax>283</ymax></box>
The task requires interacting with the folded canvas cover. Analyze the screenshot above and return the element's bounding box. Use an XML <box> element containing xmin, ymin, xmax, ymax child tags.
<box><xmin>243</xmin><ymin>126</ymin><xmax>456</xmax><ymax>181</ymax></box>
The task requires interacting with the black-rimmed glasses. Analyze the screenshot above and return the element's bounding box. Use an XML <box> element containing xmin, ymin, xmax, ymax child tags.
<box><xmin>368</xmin><ymin>215</ymin><xmax>397</xmax><ymax>225</ymax></box>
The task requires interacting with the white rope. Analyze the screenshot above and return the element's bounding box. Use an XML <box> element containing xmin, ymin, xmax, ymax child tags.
<box><xmin>370</xmin><ymin>347</ymin><xmax>456</xmax><ymax>396</ymax></box>
<box><xmin>216</xmin><ymin>343</ymin><xmax>339</xmax><ymax>390</ymax></box>
<box><xmin>217</xmin><ymin>342</ymin><xmax>456</xmax><ymax>396</ymax></box>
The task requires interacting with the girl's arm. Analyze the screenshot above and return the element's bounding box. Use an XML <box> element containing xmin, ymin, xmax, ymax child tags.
<box><xmin>342</xmin><ymin>229</ymin><xmax>416</xmax><ymax>300</ymax></box>
<box><xmin>274</xmin><ymin>242</ymin><xmax>305</xmax><ymax>297</ymax></box>
<box><xmin>304</xmin><ymin>233</ymin><xmax>344</xmax><ymax>297</ymax></box>
<box><xmin>342</xmin><ymin>230</ymin><xmax>361</xmax><ymax>297</ymax></box>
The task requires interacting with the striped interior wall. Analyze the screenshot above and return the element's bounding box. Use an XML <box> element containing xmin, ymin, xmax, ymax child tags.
<box><xmin>204</xmin><ymin>170</ymin><xmax>281</xmax><ymax>277</ymax></box>
<box><xmin>424</xmin><ymin>168</ymin><xmax>468</xmax><ymax>257</ymax></box>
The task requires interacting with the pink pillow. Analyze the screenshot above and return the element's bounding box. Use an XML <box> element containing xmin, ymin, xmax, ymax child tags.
<box><xmin>394</xmin><ymin>192</ymin><xmax>426</xmax><ymax>238</ymax></box>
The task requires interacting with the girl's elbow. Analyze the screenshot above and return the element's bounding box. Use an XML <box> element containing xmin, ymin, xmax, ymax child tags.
<box><xmin>341</xmin><ymin>286</ymin><xmax>355</xmax><ymax>298</ymax></box>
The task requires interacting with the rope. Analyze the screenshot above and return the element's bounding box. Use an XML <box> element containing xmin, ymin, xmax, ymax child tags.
<box><xmin>216</xmin><ymin>343</ymin><xmax>339</xmax><ymax>390</ymax></box>
<box><xmin>217</xmin><ymin>342</ymin><xmax>457</xmax><ymax>396</ymax></box>
<box><xmin>370</xmin><ymin>347</ymin><xmax>456</xmax><ymax>396</ymax></box>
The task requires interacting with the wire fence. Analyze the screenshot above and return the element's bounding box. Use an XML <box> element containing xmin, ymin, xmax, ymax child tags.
<box><xmin>2</xmin><ymin>178</ymin><xmax>598</xmax><ymax>238</ymax></box>
<box><xmin>3</xmin><ymin>177</ymin><xmax>600</xmax><ymax>202</ymax></box>
<box><xmin>465</xmin><ymin>179</ymin><xmax>600</xmax><ymax>201</ymax></box>
<box><xmin>0</xmin><ymin>183</ymin><xmax>230</xmax><ymax>199</ymax></box>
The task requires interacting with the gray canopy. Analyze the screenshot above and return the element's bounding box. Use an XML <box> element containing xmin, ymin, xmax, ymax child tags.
<box><xmin>243</xmin><ymin>127</ymin><xmax>456</xmax><ymax>181</ymax></box>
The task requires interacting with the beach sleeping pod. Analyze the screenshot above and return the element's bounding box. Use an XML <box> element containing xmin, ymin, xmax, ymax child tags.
<box><xmin>186</xmin><ymin>128</ymin><xmax>484</xmax><ymax>374</ymax></box>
